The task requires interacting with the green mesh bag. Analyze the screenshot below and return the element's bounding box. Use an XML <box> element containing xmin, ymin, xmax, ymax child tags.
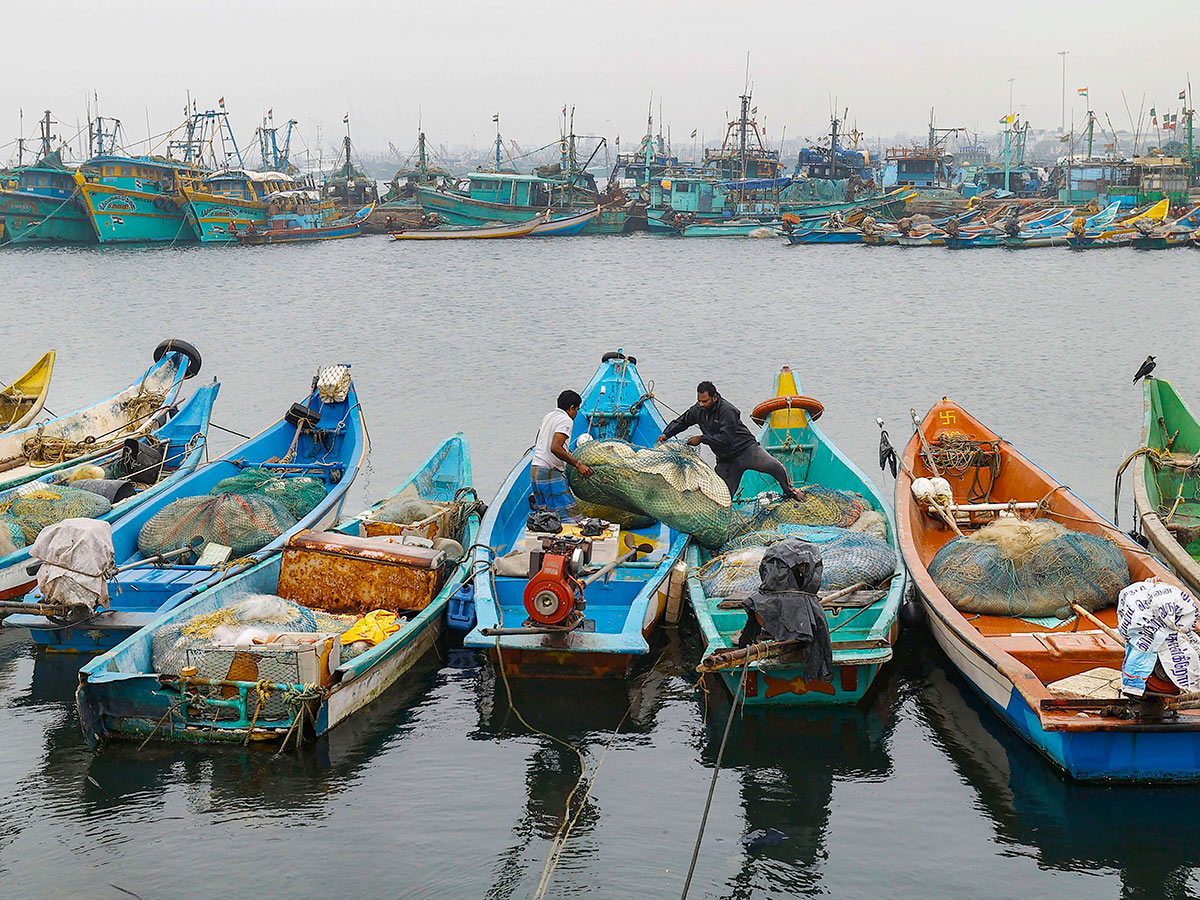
<box><xmin>566</xmin><ymin>439</ymin><xmax>730</xmax><ymax>548</ymax></box>
<box><xmin>138</xmin><ymin>493</ymin><xmax>298</xmax><ymax>561</ymax></box>
<box><xmin>0</xmin><ymin>517</ymin><xmax>26</xmax><ymax>553</ymax></box>
<box><xmin>719</xmin><ymin>525</ymin><xmax>896</xmax><ymax>592</ymax></box>
<box><xmin>0</xmin><ymin>485</ymin><xmax>112</xmax><ymax>545</ymax></box>
<box><xmin>209</xmin><ymin>467</ymin><xmax>327</xmax><ymax>521</ymax></box>
<box><xmin>730</xmin><ymin>486</ymin><xmax>864</xmax><ymax>540</ymax></box>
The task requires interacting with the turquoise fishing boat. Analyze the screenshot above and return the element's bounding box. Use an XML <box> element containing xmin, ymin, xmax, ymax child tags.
<box><xmin>235</xmin><ymin>202</ymin><xmax>372</xmax><ymax>244</ymax></box>
<box><xmin>0</xmin><ymin>380</ymin><xmax>218</xmax><ymax>603</ymax></box>
<box><xmin>679</xmin><ymin>218</ymin><xmax>783</xmax><ymax>237</ymax></box>
<box><xmin>0</xmin><ymin>153</ymin><xmax>95</xmax><ymax>245</ymax></box>
<box><xmin>464</xmin><ymin>353</ymin><xmax>689</xmax><ymax>677</ymax></box>
<box><xmin>179</xmin><ymin>169</ymin><xmax>302</xmax><ymax>242</ymax></box>
<box><xmin>416</xmin><ymin>174</ymin><xmax>627</xmax><ymax>234</ymax></box>
<box><xmin>687</xmin><ymin>367</ymin><xmax>905</xmax><ymax>706</ymax></box>
<box><xmin>8</xmin><ymin>366</ymin><xmax>365</xmax><ymax>653</ymax></box>
<box><xmin>76</xmin><ymin>434</ymin><xmax>479</xmax><ymax>747</ymax></box>
<box><xmin>77</xmin><ymin>156</ymin><xmax>203</xmax><ymax>244</ymax></box>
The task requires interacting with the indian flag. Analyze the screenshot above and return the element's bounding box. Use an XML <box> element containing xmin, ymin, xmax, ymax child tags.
<box><xmin>1077</xmin><ymin>87</ymin><xmax>1088</xmax><ymax>96</ymax></box>
<box><xmin>1181</xmin><ymin>90</ymin><xmax>1188</xmax><ymax>100</ymax></box>
<box><xmin>690</xmin><ymin>129</ymin><xmax>697</xmax><ymax>138</ymax></box>
<box><xmin>343</xmin><ymin>113</ymin><xmax>349</xmax><ymax>123</ymax></box>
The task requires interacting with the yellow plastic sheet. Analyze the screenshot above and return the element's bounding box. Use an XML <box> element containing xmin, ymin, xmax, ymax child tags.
<box><xmin>341</xmin><ymin>610</ymin><xmax>402</xmax><ymax>647</ymax></box>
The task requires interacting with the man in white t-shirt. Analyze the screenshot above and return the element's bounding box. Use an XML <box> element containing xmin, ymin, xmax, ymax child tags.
<box><xmin>530</xmin><ymin>390</ymin><xmax>594</xmax><ymax>524</ymax></box>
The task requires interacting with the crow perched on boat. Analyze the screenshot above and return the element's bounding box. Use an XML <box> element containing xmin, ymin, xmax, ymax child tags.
<box><xmin>1133</xmin><ymin>356</ymin><xmax>1157</xmax><ymax>383</ymax></box>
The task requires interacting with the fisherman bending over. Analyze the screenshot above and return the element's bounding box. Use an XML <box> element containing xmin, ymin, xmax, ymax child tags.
<box><xmin>531</xmin><ymin>390</ymin><xmax>594</xmax><ymax>524</ymax></box>
<box><xmin>657</xmin><ymin>381</ymin><xmax>804</xmax><ymax>502</ymax></box>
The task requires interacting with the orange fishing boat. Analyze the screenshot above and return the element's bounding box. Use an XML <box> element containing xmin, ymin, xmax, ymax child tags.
<box><xmin>896</xmin><ymin>398</ymin><xmax>1200</xmax><ymax>781</ymax></box>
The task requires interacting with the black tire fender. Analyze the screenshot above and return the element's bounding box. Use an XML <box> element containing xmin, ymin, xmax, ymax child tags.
<box><xmin>153</xmin><ymin>339</ymin><xmax>202</xmax><ymax>379</ymax></box>
<box><xmin>601</xmin><ymin>351</ymin><xmax>637</xmax><ymax>365</ymax></box>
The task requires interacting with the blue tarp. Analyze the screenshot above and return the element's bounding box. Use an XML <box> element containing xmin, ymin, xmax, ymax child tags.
<box><xmin>716</xmin><ymin>177</ymin><xmax>793</xmax><ymax>192</ymax></box>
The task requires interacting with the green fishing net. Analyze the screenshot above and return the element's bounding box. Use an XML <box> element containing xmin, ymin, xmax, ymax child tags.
<box><xmin>729</xmin><ymin>486</ymin><xmax>865</xmax><ymax>539</ymax></box>
<box><xmin>566</xmin><ymin>439</ymin><xmax>731</xmax><ymax>548</ymax></box>
<box><xmin>0</xmin><ymin>485</ymin><xmax>112</xmax><ymax>545</ymax></box>
<box><xmin>928</xmin><ymin>518</ymin><xmax>1129</xmax><ymax>617</ymax></box>
<box><xmin>0</xmin><ymin>518</ymin><xmax>26</xmax><ymax>553</ymax></box>
<box><xmin>138</xmin><ymin>493</ymin><xmax>298</xmax><ymax>562</ymax></box>
<box><xmin>209</xmin><ymin>467</ymin><xmax>327</xmax><ymax>520</ymax></box>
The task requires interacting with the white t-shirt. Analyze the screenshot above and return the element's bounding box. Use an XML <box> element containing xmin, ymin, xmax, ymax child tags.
<box><xmin>532</xmin><ymin>408</ymin><xmax>573</xmax><ymax>470</ymax></box>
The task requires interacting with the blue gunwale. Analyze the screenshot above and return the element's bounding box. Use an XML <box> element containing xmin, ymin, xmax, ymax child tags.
<box><xmin>687</xmin><ymin>367</ymin><xmax>906</xmax><ymax>706</ymax></box>
<box><xmin>76</xmin><ymin>434</ymin><xmax>478</xmax><ymax>747</ymax></box>
<box><xmin>464</xmin><ymin>354</ymin><xmax>689</xmax><ymax>676</ymax></box>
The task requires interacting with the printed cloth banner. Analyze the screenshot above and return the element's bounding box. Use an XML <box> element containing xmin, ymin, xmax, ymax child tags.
<box><xmin>1117</xmin><ymin>579</ymin><xmax>1200</xmax><ymax>695</ymax></box>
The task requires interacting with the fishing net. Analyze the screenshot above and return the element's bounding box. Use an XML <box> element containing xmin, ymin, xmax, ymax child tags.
<box><xmin>730</xmin><ymin>486</ymin><xmax>865</xmax><ymax>539</ymax></box>
<box><xmin>0</xmin><ymin>486</ymin><xmax>112</xmax><ymax>545</ymax></box>
<box><xmin>928</xmin><ymin>518</ymin><xmax>1130</xmax><ymax>617</ymax></box>
<box><xmin>700</xmin><ymin>526</ymin><xmax>896</xmax><ymax>596</ymax></box>
<box><xmin>375</xmin><ymin>494</ymin><xmax>439</xmax><ymax>525</ymax></box>
<box><xmin>137</xmin><ymin>493</ymin><xmax>298</xmax><ymax>562</ymax></box>
<box><xmin>566</xmin><ymin>439</ymin><xmax>731</xmax><ymax>548</ymax></box>
<box><xmin>576</xmin><ymin>500</ymin><xmax>656</xmax><ymax>530</ymax></box>
<box><xmin>0</xmin><ymin>519</ymin><xmax>25</xmax><ymax>554</ymax></box>
<box><xmin>152</xmin><ymin>594</ymin><xmax>352</xmax><ymax>676</ymax></box>
<box><xmin>209</xmin><ymin>468</ymin><xmax>327</xmax><ymax>520</ymax></box>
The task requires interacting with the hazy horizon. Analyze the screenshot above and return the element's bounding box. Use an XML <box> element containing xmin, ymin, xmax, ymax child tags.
<box><xmin>4</xmin><ymin>0</ymin><xmax>1198</xmax><ymax>165</ymax></box>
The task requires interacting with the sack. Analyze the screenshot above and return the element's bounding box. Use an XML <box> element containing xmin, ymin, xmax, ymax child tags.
<box><xmin>527</xmin><ymin>509</ymin><xmax>562</xmax><ymax>534</ymax></box>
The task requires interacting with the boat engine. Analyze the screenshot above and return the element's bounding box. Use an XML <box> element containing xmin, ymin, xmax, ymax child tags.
<box><xmin>523</xmin><ymin>536</ymin><xmax>591</xmax><ymax>626</ymax></box>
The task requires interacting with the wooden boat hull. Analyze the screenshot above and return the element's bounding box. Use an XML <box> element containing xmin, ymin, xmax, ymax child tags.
<box><xmin>76</xmin><ymin>435</ymin><xmax>477</xmax><ymax>746</ymax></box>
<box><xmin>0</xmin><ymin>191</ymin><xmax>94</xmax><ymax>244</ymax></box>
<box><xmin>687</xmin><ymin>367</ymin><xmax>905</xmax><ymax>706</ymax></box>
<box><xmin>899</xmin><ymin>398</ymin><xmax>1200</xmax><ymax>781</ymax></box>
<box><xmin>1132</xmin><ymin>377</ymin><xmax>1200</xmax><ymax>596</ymax></box>
<box><xmin>0</xmin><ymin>381</ymin><xmax>218</xmax><ymax>602</ymax></box>
<box><xmin>390</xmin><ymin>217</ymin><xmax>541</xmax><ymax>240</ymax></box>
<box><xmin>0</xmin><ymin>350</ymin><xmax>54</xmax><ymax>434</ymax></box>
<box><xmin>415</xmin><ymin>186</ymin><xmax>627</xmax><ymax>234</ymax></box>
<box><xmin>464</xmin><ymin>354</ymin><xmax>689</xmax><ymax>677</ymax></box>
<box><xmin>680</xmin><ymin>220</ymin><xmax>782</xmax><ymax>237</ymax></box>
<box><xmin>0</xmin><ymin>349</ymin><xmax>192</xmax><ymax>491</ymax></box>
<box><xmin>78</xmin><ymin>182</ymin><xmax>196</xmax><ymax>244</ymax></box>
<box><xmin>181</xmin><ymin>191</ymin><xmax>269</xmax><ymax>243</ymax></box>
<box><xmin>784</xmin><ymin>229</ymin><xmax>864</xmax><ymax>244</ymax></box>
<box><xmin>531</xmin><ymin>207</ymin><xmax>599</xmax><ymax>236</ymax></box>
<box><xmin>12</xmin><ymin>373</ymin><xmax>365</xmax><ymax>653</ymax></box>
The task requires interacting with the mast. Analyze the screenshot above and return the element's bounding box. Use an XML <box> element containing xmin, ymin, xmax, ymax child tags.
<box><xmin>38</xmin><ymin>110</ymin><xmax>54</xmax><ymax>161</ymax></box>
<box><xmin>418</xmin><ymin>131</ymin><xmax>427</xmax><ymax>180</ymax></box>
<box><xmin>1003</xmin><ymin>118</ymin><xmax>1011</xmax><ymax>192</ymax></box>
<box><xmin>493</xmin><ymin>113</ymin><xmax>502</xmax><ymax>171</ymax></box>
<box><xmin>1086</xmin><ymin>109</ymin><xmax>1095</xmax><ymax>159</ymax></box>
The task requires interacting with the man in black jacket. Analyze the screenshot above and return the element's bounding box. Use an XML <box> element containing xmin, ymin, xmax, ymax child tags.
<box><xmin>657</xmin><ymin>381</ymin><xmax>804</xmax><ymax>501</ymax></box>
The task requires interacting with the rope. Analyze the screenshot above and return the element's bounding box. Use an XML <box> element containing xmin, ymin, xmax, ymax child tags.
<box><xmin>0</xmin><ymin>185</ymin><xmax>84</xmax><ymax>246</ymax></box>
<box><xmin>680</xmin><ymin>656</ymin><xmax>750</xmax><ymax>900</ymax></box>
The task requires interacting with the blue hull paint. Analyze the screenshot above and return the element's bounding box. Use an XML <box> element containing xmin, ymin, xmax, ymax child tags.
<box><xmin>0</xmin><ymin>191</ymin><xmax>95</xmax><ymax>244</ymax></box>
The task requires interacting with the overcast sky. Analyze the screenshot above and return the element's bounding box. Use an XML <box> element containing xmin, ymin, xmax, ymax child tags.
<box><xmin>4</xmin><ymin>0</ymin><xmax>1199</xmax><ymax>163</ymax></box>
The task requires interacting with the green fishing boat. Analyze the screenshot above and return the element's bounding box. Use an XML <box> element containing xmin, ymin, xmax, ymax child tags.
<box><xmin>1131</xmin><ymin>376</ymin><xmax>1200</xmax><ymax>596</ymax></box>
<box><xmin>686</xmin><ymin>367</ymin><xmax>905</xmax><ymax>706</ymax></box>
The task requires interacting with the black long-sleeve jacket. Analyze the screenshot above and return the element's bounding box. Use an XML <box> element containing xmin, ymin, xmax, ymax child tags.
<box><xmin>660</xmin><ymin>396</ymin><xmax>758</xmax><ymax>461</ymax></box>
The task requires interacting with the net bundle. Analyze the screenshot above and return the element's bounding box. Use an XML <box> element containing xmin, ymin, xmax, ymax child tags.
<box><xmin>209</xmin><ymin>467</ymin><xmax>326</xmax><ymax>520</ymax></box>
<box><xmin>700</xmin><ymin>525</ymin><xmax>896</xmax><ymax>597</ymax></box>
<box><xmin>0</xmin><ymin>485</ymin><xmax>112</xmax><ymax>546</ymax></box>
<box><xmin>928</xmin><ymin>517</ymin><xmax>1130</xmax><ymax>617</ymax></box>
<box><xmin>566</xmin><ymin>439</ymin><xmax>731</xmax><ymax>548</ymax></box>
<box><xmin>730</xmin><ymin>486</ymin><xmax>865</xmax><ymax>539</ymax></box>
<box><xmin>152</xmin><ymin>594</ymin><xmax>351</xmax><ymax>676</ymax></box>
<box><xmin>138</xmin><ymin>493</ymin><xmax>298</xmax><ymax>561</ymax></box>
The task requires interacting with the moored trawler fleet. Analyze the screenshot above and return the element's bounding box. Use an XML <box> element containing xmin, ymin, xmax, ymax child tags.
<box><xmin>4</xmin><ymin>86</ymin><xmax>1200</xmax><ymax>248</ymax></box>
<box><xmin>2</xmin><ymin>344</ymin><xmax>1200</xmax><ymax>788</ymax></box>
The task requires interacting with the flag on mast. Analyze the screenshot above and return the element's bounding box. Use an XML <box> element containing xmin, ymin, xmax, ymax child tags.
<box><xmin>1181</xmin><ymin>90</ymin><xmax>1188</xmax><ymax>100</ymax></box>
<box><xmin>492</xmin><ymin>113</ymin><xmax>499</xmax><ymax>123</ymax></box>
<box><xmin>219</xmin><ymin>97</ymin><xmax>225</xmax><ymax>109</ymax></box>
<box><xmin>1077</xmin><ymin>87</ymin><xmax>1088</xmax><ymax>97</ymax></box>
<box><xmin>343</xmin><ymin>113</ymin><xmax>349</xmax><ymax>123</ymax></box>
<box><xmin>690</xmin><ymin>129</ymin><xmax>697</xmax><ymax>138</ymax></box>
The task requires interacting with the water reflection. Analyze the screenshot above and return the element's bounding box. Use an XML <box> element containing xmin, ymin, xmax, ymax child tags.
<box><xmin>911</xmin><ymin>628</ymin><xmax>1200</xmax><ymax>900</ymax></box>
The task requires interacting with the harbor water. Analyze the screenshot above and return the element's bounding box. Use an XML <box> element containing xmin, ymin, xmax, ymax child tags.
<box><xmin>2</xmin><ymin>236</ymin><xmax>1200</xmax><ymax>899</ymax></box>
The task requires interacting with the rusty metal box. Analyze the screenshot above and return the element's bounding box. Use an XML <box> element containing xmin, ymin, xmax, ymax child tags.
<box><xmin>278</xmin><ymin>531</ymin><xmax>446</xmax><ymax>615</ymax></box>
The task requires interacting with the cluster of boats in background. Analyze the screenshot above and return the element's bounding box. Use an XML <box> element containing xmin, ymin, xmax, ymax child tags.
<box><xmin>6</xmin><ymin>345</ymin><xmax>1200</xmax><ymax>784</ymax></box>
<box><xmin>5</xmin><ymin>85</ymin><xmax>1199</xmax><ymax>248</ymax></box>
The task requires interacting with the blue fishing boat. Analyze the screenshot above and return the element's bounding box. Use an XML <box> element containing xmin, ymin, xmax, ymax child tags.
<box><xmin>179</xmin><ymin>169</ymin><xmax>303</xmax><ymax>242</ymax></box>
<box><xmin>464</xmin><ymin>353</ymin><xmax>689</xmax><ymax>677</ymax></box>
<box><xmin>235</xmin><ymin>202</ymin><xmax>372</xmax><ymax>244</ymax></box>
<box><xmin>77</xmin><ymin>156</ymin><xmax>204</xmax><ymax>244</ymax></box>
<box><xmin>76</xmin><ymin>434</ymin><xmax>479</xmax><ymax>747</ymax></box>
<box><xmin>531</xmin><ymin>206</ymin><xmax>599</xmax><ymax>236</ymax></box>
<box><xmin>0</xmin><ymin>380</ymin><xmax>218</xmax><ymax>603</ymax></box>
<box><xmin>0</xmin><ymin>341</ymin><xmax>199</xmax><ymax>492</ymax></box>
<box><xmin>687</xmin><ymin>368</ymin><xmax>905</xmax><ymax>705</ymax></box>
<box><xmin>8</xmin><ymin>366</ymin><xmax>365</xmax><ymax>653</ymax></box>
<box><xmin>0</xmin><ymin>152</ymin><xmax>95</xmax><ymax>245</ymax></box>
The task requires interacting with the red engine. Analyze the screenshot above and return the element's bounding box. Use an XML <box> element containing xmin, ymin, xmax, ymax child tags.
<box><xmin>523</xmin><ymin>538</ymin><xmax>589</xmax><ymax>626</ymax></box>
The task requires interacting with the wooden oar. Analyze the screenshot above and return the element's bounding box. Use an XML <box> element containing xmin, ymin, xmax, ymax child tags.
<box><xmin>1071</xmin><ymin>603</ymin><xmax>1124</xmax><ymax>646</ymax></box>
<box><xmin>878</xmin><ymin>417</ymin><xmax>963</xmax><ymax>537</ymax></box>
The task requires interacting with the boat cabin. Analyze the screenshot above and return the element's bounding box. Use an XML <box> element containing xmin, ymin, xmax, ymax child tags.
<box><xmin>885</xmin><ymin>147</ymin><xmax>952</xmax><ymax>189</ymax></box>
<box><xmin>464</xmin><ymin>173</ymin><xmax>554</xmax><ymax>207</ymax></box>
<box><xmin>87</xmin><ymin>156</ymin><xmax>204</xmax><ymax>193</ymax></box>
<box><xmin>12</xmin><ymin>166</ymin><xmax>80</xmax><ymax>199</ymax></box>
<box><xmin>963</xmin><ymin>164</ymin><xmax>1042</xmax><ymax>198</ymax></box>
<box><xmin>202</xmin><ymin>169</ymin><xmax>297</xmax><ymax>201</ymax></box>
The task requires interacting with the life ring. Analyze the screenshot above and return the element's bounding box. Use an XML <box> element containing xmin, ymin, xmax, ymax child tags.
<box><xmin>750</xmin><ymin>395</ymin><xmax>824</xmax><ymax>425</ymax></box>
<box><xmin>601</xmin><ymin>351</ymin><xmax>637</xmax><ymax>365</ymax></box>
<box><xmin>153</xmin><ymin>338</ymin><xmax>203</xmax><ymax>379</ymax></box>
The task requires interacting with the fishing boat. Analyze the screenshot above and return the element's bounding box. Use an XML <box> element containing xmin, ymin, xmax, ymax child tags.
<box><xmin>0</xmin><ymin>340</ymin><xmax>200</xmax><ymax>491</ymax></box>
<box><xmin>0</xmin><ymin>380</ymin><xmax>218</xmax><ymax>603</ymax></box>
<box><xmin>1128</xmin><ymin>206</ymin><xmax>1200</xmax><ymax>250</ymax></box>
<box><xmin>898</xmin><ymin>397</ymin><xmax>1200</xmax><ymax>781</ymax></box>
<box><xmin>464</xmin><ymin>353</ymin><xmax>689</xmax><ymax>677</ymax></box>
<box><xmin>0</xmin><ymin>152</ymin><xmax>95</xmax><ymax>245</ymax></box>
<box><xmin>1</xmin><ymin>351</ymin><xmax>54</xmax><ymax>434</ymax></box>
<box><xmin>178</xmin><ymin>169</ymin><xmax>303</xmax><ymax>242</ymax></box>
<box><xmin>679</xmin><ymin>218</ymin><xmax>782</xmax><ymax>238</ymax></box>
<box><xmin>8</xmin><ymin>365</ymin><xmax>365</xmax><ymax>653</ymax></box>
<box><xmin>389</xmin><ymin>215</ymin><xmax>543</xmax><ymax>241</ymax></box>
<box><xmin>77</xmin><ymin>156</ymin><xmax>205</xmax><ymax>244</ymax></box>
<box><xmin>531</xmin><ymin>206</ymin><xmax>599</xmax><ymax>236</ymax></box>
<box><xmin>235</xmin><ymin>202</ymin><xmax>373</xmax><ymax>245</ymax></box>
<box><xmin>687</xmin><ymin>367</ymin><xmax>905</xmax><ymax>705</ymax></box>
<box><xmin>1130</xmin><ymin>377</ymin><xmax>1200</xmax><ymax>596</ymax></box>
<box><xmin>76</xmin><ymin>434</ymin><xmax>479</xmax><ymax>747</ymax></box>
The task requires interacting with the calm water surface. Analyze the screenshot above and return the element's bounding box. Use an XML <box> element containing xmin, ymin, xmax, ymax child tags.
<box><xmin>2</xmin><ymin>236</ymin><xmax>1200</xmax><ymax>899</ymax></box>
